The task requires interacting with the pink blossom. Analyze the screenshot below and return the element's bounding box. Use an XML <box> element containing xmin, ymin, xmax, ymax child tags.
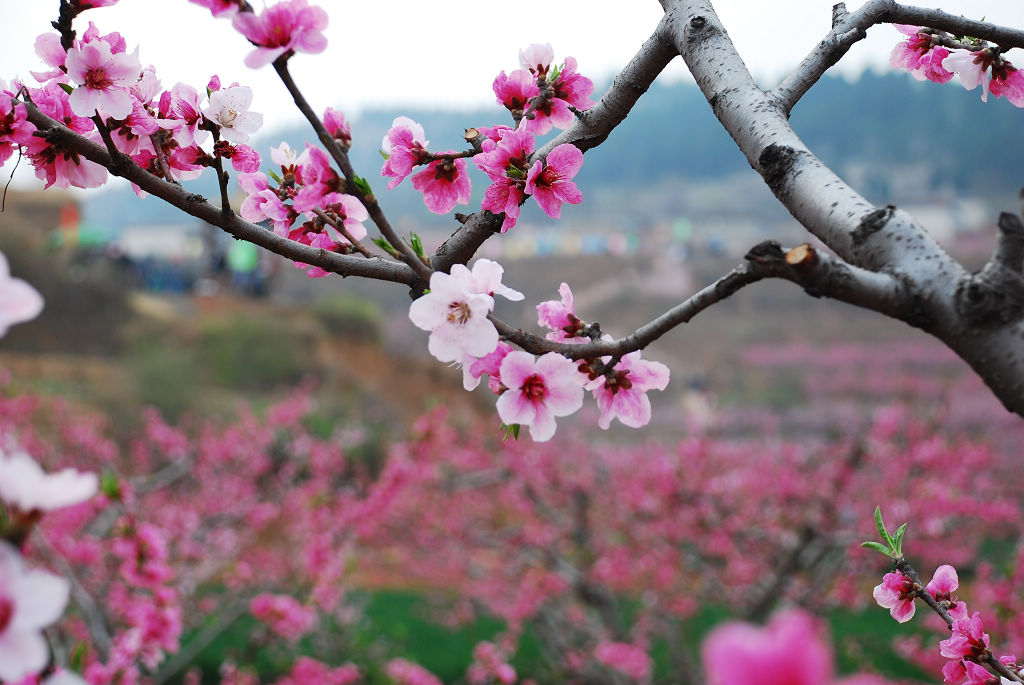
<box><xmin>73</xmin><ymin>0</ymin><xmax>121</xmax><ymax>8</ymax></box>
<box><xmin>381</xmin><ymin>116</ymin><xmax>430</xmax><ymax>190</ymax></box>
<box><xmin>160</xmin><ymin>83</ymin><xmax>208</xmax><ymax>147</ymax></box>
<box><xmin>493</xmin><ymin>69</ymin><xmax>539</xmax><ymax>115</ymax></box>
<box><xmin>474</xmin><ymin>127</ymin><xmax>535</xmax><ymax>231</ymax></box>
<box><xmin>537</xmin><ymin>282</ymin><xmax>588</xmax><ymax>343</ymax></box>
<box><xmin>459</xmin><ymin>258</ymin><xmax>524</xmax><ymax>303</ymax></box>
<box><xmin>890</xmin><ymin>25</ymin><xmax>953</xmax><ymax>84</ymax></box>
<box><xmin>0</xmin><ymin>542</ymin><xmax>71</xmax><ymax>682</ymax></box>
<box><xmin>318</xmin><ymin>194</ymin><xmax>369</xmax><ymax>246</ymax></box>
<box><xmin>702</xmin><ymin>609</ymin><xmax>833</xmax><ymax>685</ymax></box>
<box><xmin>276</xmin><ymin>657</ymin><xmax>360</xmax><ymax>685</ymax></box>
<box><xmin>521</xmin><ymin>55</ymin><xmax>594</xmax><ymax>135</ymax></box>
<box><xmin>943</xmin><ymin>49</ymin><xmax>994</xmax><ymax>101</ymax></box>
<box><xmin>31</xmin><ymin>33</ymin><xmax>68</xmax><ymax>84</ymax></box>
<box><xmin>926</xmin><ymin>564</ymin><xmax>968</xmax><ymax>620</ymax></box>
<box><xmin>525</xmin><ymin>143</ymin><xmax>584</xmax><ymax>219</ymax></box>
<box><xmin>989</xmin><ymin>63</ymin><xmax>1024</xmax><ymax>107</ymax></box>
<box><xmin>24</xmin><ymin>81</ymin><xmax>107</xmax><ymax>189</ymax></box>
<box><xmin>293</xmin><ymin>146</ymin><xmax>346</xmax><ymax>213</ymax></box>
<box><xmin>232</xmin><ymin>0</ymin><xmax>329</xmax><ymax>69</ymax></box>
<box><xmin>65</xmin><ymin>39</ymin><xmax>141</xmax><ymax>119</ymax></box>
<box><xmin>940</xmin><ymin>612</ymin><xmax>990</xmax><ymax>660</ymax></box>
<box><xmin>594</xmin><ymin>642</ymin><xmax>651</xmax><ymax>681</ymax></box>
<box><xmin>249</xmin><ymin>594</ymin><xmax>316</xmax><ymax>642</ymax></box>
<box><xmin>0</xmin><ymin>97</ymin><xmax>35</xmax><ymax>169</ymax></box>
<box><xmin>323</xmin><ymin>107</ymin><xmax>351</xmax><ymax>147</ymax></box>
<box><xmin>411</xmin><ymin>156</ymin><xmax>472</xmax><ymax>214</ymax></box>
<box><xmin>0</xmin><ymin>449</ymin><xmax>98</xmax><ymax>512</ymax></box>
<box><xmin>202</xmin><ymin>85</ymin><xmax>263</xmax><ymax>143</ymax></box>
<box><xmin>226</xmin><ymin>143</ymin><xmax>262</xmax><ymax>172</ymax></box>
<box><xmin>495</xmin><ymin>351</ymin><xmax>585</xmax><ymax>442</ymax></box>
<box><xmin>588</xmin><ymin>350</ymin><xmax>671</xmax><ymax>430</ymax></box>
<box><xmin>465</xmin><ymin>341</ymin><xmax>514</xmax><ymax>392</ymax></box>
<box><xmin>519</xmin><ymin>43</ymin><xmax>555</xmax><ymax>77</ymax></box>
<box><xmin>409</xmin><ymin>269</ymin><xmax>498</xmax><ymax>364</ymax></box>
<box><xmin>873</xmin><ymin>570</ymin><xmax>917</xmax><ymax>622</ymax></box>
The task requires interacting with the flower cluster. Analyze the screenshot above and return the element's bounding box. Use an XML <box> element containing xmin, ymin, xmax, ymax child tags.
<box><xmin>891</xmin><ymin>25</ymin><xmax>1024</xmax><ymax>107</ymax></box>
<box><xmin>410</xmin><ymin>271</ymin><xmax>669</xmax><ymax>441</ymax></box>
<box><xmin>238</xmin><ymin>133</ymin><xmax>368</xmax><ymax>277</ymax></box>
<box><xmin>873</xmin><ymin>558</ymin><xmax>1020</xmax><ymax>683</ymax></box>
<box><xmin>5</xmin><ymin>22</ymin><xmax>266</xmax><ymax>191</ymax></box>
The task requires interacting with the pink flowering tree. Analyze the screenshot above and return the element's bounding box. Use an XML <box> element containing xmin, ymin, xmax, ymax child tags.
<box><xmin>4</xmin><ymin>0</ymin><xmax>1024</xmax><ymax>683</ymax></box>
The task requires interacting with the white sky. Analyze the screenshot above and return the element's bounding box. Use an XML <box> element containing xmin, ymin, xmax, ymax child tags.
<box><xmin>2</xmin><ymin>0</ymin><xmax>1023</xmax><ymax>188</ymax></box>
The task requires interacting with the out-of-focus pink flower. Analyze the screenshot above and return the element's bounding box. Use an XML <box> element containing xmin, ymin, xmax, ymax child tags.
<box><xmin>232</xmin><ymin>0</ymin><xmax>329</xmax><ymax>69</ymax></box>
<box><xmin>65</xmin><ymin>39</ymin><xmax>141</xmax><ymax>119</ymax></box>
<box><xmin>926</xmin><ymin>564</ymin><xmax>968</xmax><ymax>620</ymax></box>
<box><xmin>537</xmin><ymin>282</ymin><xmax>588</xmax><ymax>343</ymax></box>
<box><xmin>940</xmin><ymin>612</ymin><xmax>990</xmax><ymax>661</ymax></box>
<box><xmin>249</xmin><ymin>594</ymin><xmax>316</xmax><ymax>642</ymax></box>
<box><xmin>525</xmin><ymin>143</ymin><xmax>583</xmax><ymax>219</ymax></box>
<box><xmin>386</xmin><ymin>659</ymin><xmax>443</xmax><ymax>685</ymax></box>
<box><xmin>702</xmin><ymin>609</ymin><xmax>833</xmax><ymax>685</ymax></box>
<box><xmin>588</xmin><ymin>350</ymin><xmax>670</xmax><ymax>430</ymax></box>
<box><xmin>594</xmin><ymin>642</ymin><xmax>651</xmax><ymax>681</ymax></box>
<box><xmin>873</xmin><ymin>570</ymin><xmax>917</xmax><ymax>622</ymax></box>
<box><xmin>0</xmin><ymin>449</ymin><xmax>97</xmax><ymax>512</ymax></box>
<box><xmin>202</xmin><ymin>85</ymin><xmax>263</xmax><ymax>143</ymax></box>
<box><xmin>0</xmin><ymin>542</ymin><xmax>71</xmax><ymax>682</ymax></box>
<box><xmin>409</xmin><ymin>268</ymin><xmax>498</xmax><ymax>364</ymax></box>
<box><xmin>276</xmin><ymin>657</ymin><xmax>360</xmax><ymax>685</ymax></box>
<box><xmin>412</xmin><ymin>156</ymin><xmax>472</xmax><ymax>214</ymax></box>
<box><xmin>495</xmin><ymin>351</ymin><xmax>585</xmax><ymax>442</ymax></box>
<box><xmin>187</xmin><ymin>0</ymin><xmax>242</xmax><ymax>18</ymax></box>
<box><xmin>381</xmin><ymin>116</ymin><xmax>429</xmax><ymax>189</ymax></box>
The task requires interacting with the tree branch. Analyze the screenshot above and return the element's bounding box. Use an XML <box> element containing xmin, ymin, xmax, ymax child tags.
<box><xmin>888</xmin><ymin>4</ymin><xmax>1024</xmax><ymax>49</ymax></box>
<box><xmin>772</xmin><ymin>0</ymin><xmax>894</xmax><ymax>115</ymax></box>
<box><xmin>23</xmin><ymin>103</ymin><xmax>417</xmax><ymax>285</ymax></box>
<box><xmin>272</xmin><ymin>59</ymin><xmax>434</xmax><ymax>284</ymax></box>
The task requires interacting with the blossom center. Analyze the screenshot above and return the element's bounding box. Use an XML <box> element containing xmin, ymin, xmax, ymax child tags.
<box><xmin>446</xmin><ymin>301</ymin><xmax>472</xmax><ymax>325</ymax></box>
<box><xmin>0</xmin><ymin>596</ymin><xmax>14</xmax><ymax>634</ymax></box>
<box><xmin>604</xmin><ymin>370</ymin><xmax>633</xmax><ymax>395</ymax></box>
<box><xmin>84</xmin><ymin>68</ymin><xmax>113</xmax><ymax>91</ymax></box>
<box><xmin>520</xmin><ymin>374</ymin><xmax>547</xmax><ymax>402</ymax></box>
<box><xmin>218</xmin><ymin>108</ymin><xmax>239</xmax><ymax>127</ymax></box>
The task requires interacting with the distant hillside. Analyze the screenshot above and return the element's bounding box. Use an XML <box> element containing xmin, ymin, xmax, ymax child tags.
<box><xmin>84</xmin><ymin>71</ymin><xmax>1023</xmax><ymax>233</ymax></box>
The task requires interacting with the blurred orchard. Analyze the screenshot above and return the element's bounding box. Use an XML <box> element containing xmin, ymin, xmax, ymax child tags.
<box><xmin>3</xmin><ymin>0</ymin><xmax>1024</xmax><ymax>683</ymax></box>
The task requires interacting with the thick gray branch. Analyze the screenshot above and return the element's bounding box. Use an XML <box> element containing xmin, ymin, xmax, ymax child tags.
<box><xmin>661</xmin><ymin>0</ymin><xmax>1024</xmax><ymax>416</ymax></box>
<box><xmin>889</xmin><ymin>4</ymin><xmax>1024</xmax><ymax>49</ymax></box>
<box><xmin>24</xmin><ymin>104</ymin><xmax>417</xmax><ymax>286</ymax></box>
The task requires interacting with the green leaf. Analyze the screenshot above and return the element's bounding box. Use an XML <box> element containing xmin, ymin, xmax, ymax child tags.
<box><xmin>874</xmin><ymin>506</ymin><xmax>895</xmax><ymax>549</ymax></box>
<box><xmin>371</xmin><ymin>237</ymin><xmax>399</xmax><ymax>257</ymax></box>
<box><xmin>861</xmin><ymin>541</ymin><xmax>893</xmax><ymax>556</ymax></box>
<box><xmin>548</xmin><ymin>63</ymin><xmax>563</xmax><ymax>82</ymax></box>
<box><xmin>267</xmin><ymin>170</ymin><xmax>283</xmax><ymax>184</ymax></box>
<box><xmin>379</xmin><ymin>149</ymin><xmax>390</xmax><ymax>161</ymax></box>
<box><xmin>70</xmin><ymin>642</ymin><xmax>89</xmax><ymax>672</ymax></box>
<box><xmin>893</xmin><ymin>522</ymin><xmax>908</xmax><ymax>555</ymax></box>
<box><xmin>409</xmin><ymin>232</ymin><xmax>425</xmax><ymax>259</ymax></box>
<box><xmin>100</xmin><ymin>472</ymin><xmax>121</xmax><ymax>499</ymax></box>
<box><xmin>501</xmin><ymin>424</ymin><xmax>521</xmax><ymax>441</ymax></box>
<box><xmin>59</xmin><ymin>82</ymin><xmax>74</xmax><ymax>95</ymax></box>
<box><xmin>353</xmin><ymin>175</ymin><xmax>373</xmax><ymax>196</ymax></box>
